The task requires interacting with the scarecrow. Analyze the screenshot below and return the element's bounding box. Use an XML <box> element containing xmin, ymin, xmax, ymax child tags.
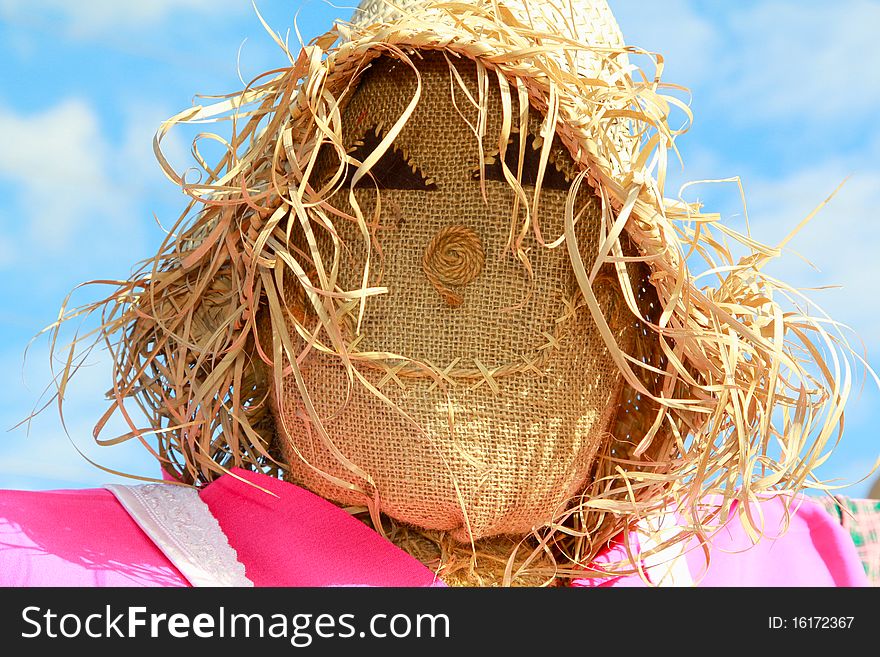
<box><xmin>1</xmin><ymin>0</ymin><xmax>874</xmax><ymax>586</ymax></box>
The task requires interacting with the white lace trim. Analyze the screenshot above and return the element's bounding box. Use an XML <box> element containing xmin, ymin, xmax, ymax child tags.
<box><xmin>105</xmin><ymin>483</ymin><xmax>253</xmax><ymax>587</ymax></box>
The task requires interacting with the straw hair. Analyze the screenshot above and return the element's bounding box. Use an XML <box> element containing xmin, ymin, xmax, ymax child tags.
<box><xmin>43</xmin><ymin>0</ymin><xmax>860</xmax><ymax>584</ymax></box>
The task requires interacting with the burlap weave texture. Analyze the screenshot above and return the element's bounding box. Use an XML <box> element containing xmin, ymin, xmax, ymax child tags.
<box><xmin>268</xmin><ymin>53</ymin><xmax>628</xmax><ymax>540</ymax></box>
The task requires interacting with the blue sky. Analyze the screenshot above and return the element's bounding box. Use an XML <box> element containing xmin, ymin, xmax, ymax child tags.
<box><xmin>1</xmin><ymin>0</ymin><xmax>878</xmax><ymax>497</ymax></box>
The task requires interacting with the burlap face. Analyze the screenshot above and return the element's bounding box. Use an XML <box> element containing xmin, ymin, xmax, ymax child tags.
<box><xmin>269</xmin><ymin>53</ymin><xmax>628</xmax><ymax>541</ymax></box>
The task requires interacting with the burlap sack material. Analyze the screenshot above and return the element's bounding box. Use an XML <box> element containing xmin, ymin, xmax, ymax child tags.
<box><xmin>266</xmin><ymin>53</ymin><xmax>635</xmax><ymax>541</ymax></box>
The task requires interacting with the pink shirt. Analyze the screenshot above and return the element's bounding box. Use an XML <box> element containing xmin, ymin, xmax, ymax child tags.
<box><xmin>573</xmin><ymin>496</ymin><xmax>870</xmax><ymax>587</ymax></box>
<box><xmin>0</xmin><ymin>469</ymin><xmax>869</xmax><ymax>587</ymax></box>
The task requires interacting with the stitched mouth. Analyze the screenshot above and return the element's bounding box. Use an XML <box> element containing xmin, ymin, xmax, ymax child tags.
<box><xmin>330</xmin><ymin>289</ymin><xmax>611</xmax><ymax>396</ymax></box>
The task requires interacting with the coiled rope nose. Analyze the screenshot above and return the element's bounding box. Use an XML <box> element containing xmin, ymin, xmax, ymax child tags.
<box><xmin>422</xmin><ymin>225</ymin><xmax>484</xmax><ymax>307</ymax></box>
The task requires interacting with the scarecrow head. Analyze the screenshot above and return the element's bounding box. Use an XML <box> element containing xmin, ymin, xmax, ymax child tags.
<box><xmin>266</xmin><ymin>49</ymin><xmax>651</xmax><ymax>544</ymax></box>
<box><xmin>53</xmin><ymin>0</ymin><xmax>852</xmax><ymax>584</ymax></box>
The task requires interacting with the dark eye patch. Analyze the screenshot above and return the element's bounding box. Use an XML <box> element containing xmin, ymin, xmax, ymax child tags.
<box><xmin>342</xmin><ymin>126</ymin><xmax>438</xmax><ymax>191</ymax></box>
<box><xmin>473</xmin><ymin>131</ymin><xmax>572</xmax><ymax>190</ymax></box>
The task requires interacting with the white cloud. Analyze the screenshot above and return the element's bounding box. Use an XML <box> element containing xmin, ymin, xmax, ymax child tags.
<box><xmin>0</xmin><ymin>99</ymin><xmax>126</xmax><ymax>249</ymax></box>
<box><xmin>117</xmin><ymin>103</ymin><xmax>191</xmax><ymax>193</ymax></box>
<box><xmin>612</xmin><ymin>0</ymin><xmax>717</xmax><ymax>87</ymax></box>
<box><xmin>613</xmin><ymin>0</ymin><xmax>880</xmax><ymax>126</ymax></box>
<box><xmin>0</xmin><ymin>97</ymin><xmax>187</xmax><ymax>261</ymax></box>
<box><xmin>713</xmin><ymin>0</ymin><xmax>880</xmax><ymax>123</ymax></box>
<box><xmin>0</xmin><ymin>99</ymin><xmax>107</xmax><ymax>186</ymax></box>
<box><xmin>743</xmin><ymin>162</ymin><xmax>880</xmax><ymax>349</ymax></box>
<box><xmin>0</xmin><ymin>0</ymin><xmax>247</xmax><ymax>38</ymax></box>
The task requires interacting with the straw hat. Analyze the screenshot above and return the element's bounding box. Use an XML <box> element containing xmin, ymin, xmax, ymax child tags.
<box><xmin>52</xmin><ymin>0</ymin><xmax>853</xmax><ymax>585</ymax></box>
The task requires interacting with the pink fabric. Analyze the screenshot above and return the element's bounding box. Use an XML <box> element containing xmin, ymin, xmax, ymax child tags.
<box><xmin>571</xmin><ymin>495</ymin><xmax>870</xmax><ymax>587</ymax></box>
<box><xmin>0</xmin><ymin>487</ymin><xmax>188</xmax><ymax>587</ymax></box>
<box><xmin>684</xmin><ymin>496</ymin><xmax>868</xmax><ymax>586</ymax></box>
<box><xmin>0</xmin><ymin>474</ymin><xmax>868</xmax><ymax>587</ymax></box>
<box><xmin>0</xmin><ymin>469</ymin><xmax>442</xmax><ymax>587</ymax></box>
<box><xmin>571</xmin><ymin>536</ymin><xmax>651</xmax><ymax>587</ymax></box>
<box><xmin>201</xmin><ymin>469</ymin><xmax>443</xmax><ymax>586</ymax></box>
